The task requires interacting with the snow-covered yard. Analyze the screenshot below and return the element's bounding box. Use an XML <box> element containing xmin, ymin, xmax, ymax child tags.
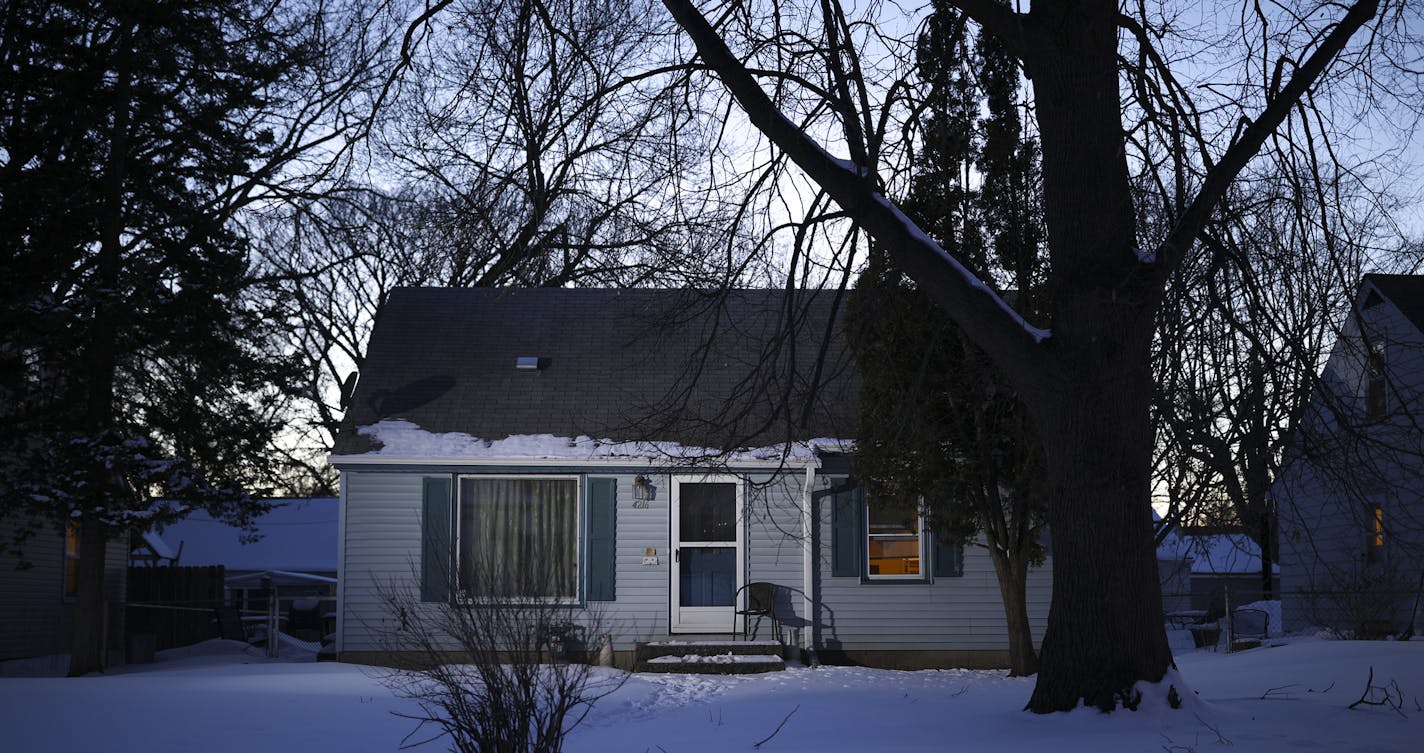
<box><xmin>2</xmin><ymin>636</ymin><xmax>1421</xmax><ymax>753</ymax></box>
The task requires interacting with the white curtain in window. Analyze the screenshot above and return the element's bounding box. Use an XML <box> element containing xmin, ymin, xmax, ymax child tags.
<box><xmin>460</xmin><ymin>478</ymin><xmax>577</xmax><ymax>598</ymax></box>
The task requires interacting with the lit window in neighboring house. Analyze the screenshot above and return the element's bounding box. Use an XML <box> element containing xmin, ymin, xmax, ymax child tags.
<box><xmin>64</xmin><ymin>521</ymin><xmax>79</xmax><ymax>597</ymax></box>
<box><xmin>866</xmin><ymin>506</ymin><xmax>923</xmax><ymax>578</ymax></box>
<box><xmin>1367</xmin><ymin>506</ymin><xmax>1385</xmax><ymax>564</ymax></box>
<box><xmin>1366</xmin><ymin>342</ymin><xmax>1387</xmax><ymax>419</ymax></box>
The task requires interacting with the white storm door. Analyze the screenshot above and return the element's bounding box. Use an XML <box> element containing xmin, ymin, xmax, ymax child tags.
<box><xmin>670</xmin><ymin>476</ymin><xmax>744</xmax><ymax>633</ymax></box>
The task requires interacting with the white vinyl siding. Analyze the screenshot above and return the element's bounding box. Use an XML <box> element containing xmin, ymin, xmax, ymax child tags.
<box><xmin>0</xmin><ymin>517</ymin><xmax>127</xmax><ymax>663</ymax></box>
<box><xmin>340</xmin><ymin>472</ymin><xmax>426</xmax><ymax>652</ymax></box>
<box><xmin>339</xmin><ymin>466</ymin><xmax>1053</xmax><ymax>657</ymax></box>
<box><xmin>1276</xmin><ymin>290</ymin><xmax>1424</xmax><ymax>634</ymax></box>
<box><xmin>813</xmin><ymin>476</ymin><xmax>1052</xmax><ymax>653</ymax></box>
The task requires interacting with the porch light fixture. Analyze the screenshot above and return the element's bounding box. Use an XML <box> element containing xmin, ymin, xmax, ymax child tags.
<box><xmin>515</xmin><ymin>356</ymin><xmax>540</xmax><ymax>371</ymax></box>
<box><xmin>633</xmin><ymin>474</ymin><xmax>653</xmax><ymax>502</ymax></box>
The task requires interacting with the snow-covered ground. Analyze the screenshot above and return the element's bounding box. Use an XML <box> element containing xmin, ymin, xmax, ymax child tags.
<box><xmin>2</xmin><ymin>635</ymin><xmax>1421</xmax><ymax>752</ymax></box>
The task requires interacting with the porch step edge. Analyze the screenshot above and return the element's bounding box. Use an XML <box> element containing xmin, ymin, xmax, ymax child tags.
<box><xmin>637</xmin><ymin>640</ymin><xmax>782</xmax><ymax>661</ymax></box>
<box><xmin>637</xmin><ymin>653</ymin><xmax>785</xmax><ymax>675</ymax></box>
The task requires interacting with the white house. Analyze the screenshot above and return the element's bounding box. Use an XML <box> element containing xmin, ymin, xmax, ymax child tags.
<box><xmin>0</xmin><ymin>519</ymin><xmax>127</xmax><ymax>668</ymax></box>
<box><xmin>328</xmin><ymin>288</ymin><xmax>1053</xmax><ymax>669</ymax></box>
<box><xmin>1274</xmin><ymin>274</ymin><xmax>1424</xmax><ymax>636</ymax></box>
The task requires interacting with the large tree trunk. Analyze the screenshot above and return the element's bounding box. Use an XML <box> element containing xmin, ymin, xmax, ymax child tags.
<box><xmin>1017</xmin><ymin>2</ymin><xmax>1174</xmax><ymax>712</ymax></box>
<box><xmin>1025</xmin><ymin>373</ymin><xmax>1174</xmax><ymax>711</ymax></box>
<box><xmin>67</xmin><ymin>518</ymin><xmax>109</xmax><ymax>676</ymax></box>
<box><xmin>988</xmin><ymin>545</ymin><xmax>1039</xmax><ymax>677</ymax></box>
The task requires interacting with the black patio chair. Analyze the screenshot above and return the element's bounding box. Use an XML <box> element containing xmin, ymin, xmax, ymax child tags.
<box><xmin>1232</xmin><ymin>607</ymin><xmax>1270</xmax><ymax>642</ymax></box>
<box><xmin>731</xmin><ymin>582</ymin><xmax>781</xmax><ymax>643</ymax></box>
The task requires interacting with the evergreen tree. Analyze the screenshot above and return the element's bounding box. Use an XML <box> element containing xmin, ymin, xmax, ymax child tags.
<box><xmin>0</xmin><ymin>0</ymin><xmax>313</xmax><ymax>675</ymax></box>
<box><xmin>845</xmin><ymin>0</ymin><xmax>1048</xmax><ymax>676</ymax></box>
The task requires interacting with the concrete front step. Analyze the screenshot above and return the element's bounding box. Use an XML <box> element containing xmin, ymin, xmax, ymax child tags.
<box><xmin>635</xmin><ymin>640</ymin><xmax>787</xmax><ymax>674</ymax></box>
<box><xmin>640</xmin><ymin>653</ymin><xmax>785</xmax><ymax>674</ymax></box>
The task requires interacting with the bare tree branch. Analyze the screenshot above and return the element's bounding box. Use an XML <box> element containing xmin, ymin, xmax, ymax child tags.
<box><xmin>661</xmin><ymin>0</ymin><xmax>1051</xmax><ymax>389</ymax></box>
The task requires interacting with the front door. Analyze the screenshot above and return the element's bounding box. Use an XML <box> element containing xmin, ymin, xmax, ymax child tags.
<box><xmin>670</xmin><ymin>476</ymin><xmax>744</xmax><ymax>633</ymax></box>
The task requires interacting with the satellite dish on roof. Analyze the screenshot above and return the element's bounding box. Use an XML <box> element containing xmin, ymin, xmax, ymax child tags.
<box><xmin>339</xmin><ymin>371</ymin><xmax>359</xmax><ymax>409</ymax></box>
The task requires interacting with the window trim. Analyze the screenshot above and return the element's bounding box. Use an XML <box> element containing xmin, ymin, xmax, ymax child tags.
<box><xmin>63</xmin><ymin>520</ymin><xmax>80</xmax><ymax>600</ymax></box>
<box><xmin>669</xmin><ymin>473</ymin><xmax>746</xmax><ymax>633</ymax></box>
<box><xmin>863</xmin><ymin>504</ymin><xmax>927</xmax><ymax>582</ymax></box>
<box><xmin>454</xmin><ymin>474</ymin><xmax>583</xmax><ymax>604</ymax></box>
<box><xmin>1365</xmin><ymin>340</ymin><xmax>1388</xmax><ymax>420</ymax></box>
<box><xmin>1366</xmin><ymin>504</ymin><xmax>1385</xmax><ymax>565</ymax></box>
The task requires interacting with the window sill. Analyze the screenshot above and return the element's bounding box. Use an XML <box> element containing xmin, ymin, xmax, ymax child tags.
<box><xmin>454</xmin><ymin>594</ymin><xmax>583</xmax><ymax>607</ymax></box>
<box><xmin>859</xmin><ymin>575</ymin><xmax>931</xmax><ymax>585</ymax></box>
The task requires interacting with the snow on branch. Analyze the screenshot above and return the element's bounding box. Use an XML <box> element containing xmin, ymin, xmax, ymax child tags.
<box><xmin>661</xmin><ymin>0</ymin><xmax>1052</xmax><ymax>371</ymax></box>
<box><xmin>870</xmin><ymin>192</ymin><xmax>1051</xmax><ymax>342</ymax></box>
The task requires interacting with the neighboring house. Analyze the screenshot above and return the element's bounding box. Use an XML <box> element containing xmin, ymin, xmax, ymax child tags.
<box><xmin>129</xmin><ymin>530</ymin><xmax>178</xmax><ymax>567</ymax></box>
<box><xmin>0</xmin><ymin>517</ymin><xmax>127</xmax><ymax>667</ymax></box>
<box><xmin>149</xmin><ymin>498</ymin><xmax>340</xmax><ymax>617</ymax></box>
<box><xmin>1154</xmin><ymin>523</ymin><xmax>1194</xmax><ymax>617</ymax></box>
<box><xmin>1184</xmin><ymin>533</ymin><xmax>1279</xmax><ymax>615</ymax></box>
<box><xmin>1155</xmin><ymin>523</ymin><xmax>1279</xmax><ymax>621</ymax></box>
<box><xmin>329</xmin><ymin>288</ymin><xmax>1053</xmax><ymax>669</ymax></box>
<box><xmin>1275</xmin><ymin>274</ymin><xmax>1424</xmax><ymax>635</ymax></box>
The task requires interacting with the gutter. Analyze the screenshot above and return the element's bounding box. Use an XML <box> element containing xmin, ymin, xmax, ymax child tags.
<box><xmin>334</xmin><ymin>473</ymin><xmax>347</xmax><ymax>657</ymax></box>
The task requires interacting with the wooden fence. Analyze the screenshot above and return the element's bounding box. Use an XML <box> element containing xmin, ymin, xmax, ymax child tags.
<box><xmin>125</xmin><ymin>565</ymin><xmax>226</xmax><ymax>651</ymax></box>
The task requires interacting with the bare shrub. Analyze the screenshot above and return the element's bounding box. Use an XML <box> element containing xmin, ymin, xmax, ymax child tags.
<box><xmin>374</xmin><ymin>555</ymin><xmax>626</xmax><ymax>753</ymax></box>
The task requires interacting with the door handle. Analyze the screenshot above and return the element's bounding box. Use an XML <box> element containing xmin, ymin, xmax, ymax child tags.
<box><xmin>674</xmin><ymin>548</ymin><xmax>679</xmax><ymax>563</ymax></box>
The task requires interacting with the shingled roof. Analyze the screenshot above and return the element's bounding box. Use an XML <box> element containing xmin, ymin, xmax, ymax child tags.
<box><xmin>1364</xmin><ymin>274</ymin><xmax>1424</xmax><ymax>333</ymax></box>
<box><xmin>331</xmin><ymin>288</ymin><xmax>861</xmax><ymax>456</ymax></box>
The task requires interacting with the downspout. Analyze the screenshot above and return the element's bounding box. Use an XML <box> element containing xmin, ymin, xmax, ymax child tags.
<box><xmin>802</xmin><ymin>462</ymin><xmax>816</xmax><ymax>660</ymax></box>
<box><xmin>334</xmin><ymin>471</ymin><xmax>347</xmax><ymax>658</ymax></box>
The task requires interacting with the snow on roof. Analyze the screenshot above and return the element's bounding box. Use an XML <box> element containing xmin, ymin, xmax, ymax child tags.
<box><xmin>1154</xmin><ymin>529</ymin><xmax>1194</xmax><ymax>562</ymax></box>
<box><xmin>138</xmin><ymin>529</ymin><xmax>177</xmax><ymax>561</ymax></box>
<box><xmin>335</xmin><ymin>288</ymin><xmax>861</xmax><ymax>455</ymax></box>
<box><xmin>225</xmin><ymin>570</ymin><xmax>338</xmax><ymax>585</ymax></box>
<box><xmin>1187</xmin><ymin>534</ymin><xmax>1279</xmax><ymax>575</ymax></box>
<box><xmin>1151</xmin><ymin>511</ymin><xmax>1277</xmax><ymax>575</ymax></box>
<box><xmin>155</xmin><ymin>497</ymin><xmax>338</xmax><ymax>573</ymax></box>
<box><xmin>1151</xmin><ymin>509</ymin><xmax>1194</xmax><ymax>562</ymax></box>
<box><xmin>343</xmin><ymin>418</ymin><xmax>853</xmax><ymax>464</ymax></box>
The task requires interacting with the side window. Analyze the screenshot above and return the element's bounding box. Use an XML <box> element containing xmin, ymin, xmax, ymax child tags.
<box><xmin>1365</xmin><ymin>342</ymin><xmax>1387</xmax><ymax>419</ymax></box>
<box><xmin>828</xmin><ymin>482</ymin><xmax>960</xmax><ymax>581</ymax></box>
<box><xmin>865</xmin><ymin>506</ymin><xmax>923</xmax><ymax>579</ymax></box>
<box><xmin>1366</xmin><ymin>505</ymin><xmax>1385</xmax><ymax>564</ymax></box>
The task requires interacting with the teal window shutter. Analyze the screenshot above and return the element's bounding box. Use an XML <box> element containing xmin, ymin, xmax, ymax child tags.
<box><xmin>421</xmin><ymin>477</ymin><xmax>453</xmax><ymax>602</ymax></box>
<box><xmin>831</xmin><ymin>485</ymin><xmax>863</xmax><ymax>577</ymax></box>
<box><xmin>586</xmin><ymin>477</ymin><xmax>617</xmax><ymax>601</ymax></box>
<box><xmin>933</xmin><ymin>531</ymin><xmax>964</xmax><ymax>578</ymax></box>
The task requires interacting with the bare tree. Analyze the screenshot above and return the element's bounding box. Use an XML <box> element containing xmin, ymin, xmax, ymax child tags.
<box><xmin>267</xmin><ymin>0</ymin><xmax>741</xmax><ymax>467</ymax></box>
<box><xmin>1145</xmin><ymin>11</ymin><xmax>1422</xmax><ymax>591</ymax></box>
<box><xmin>654</xmin><ymin>0</ymin><xmax>1418</xmax><ymax>712</ymax></box>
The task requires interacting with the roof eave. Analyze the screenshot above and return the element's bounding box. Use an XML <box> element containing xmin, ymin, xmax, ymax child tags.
<box><xmin>327</xmin><ymin>453</ymin><xmax>826</xmax><ymax>471</ymax></box>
